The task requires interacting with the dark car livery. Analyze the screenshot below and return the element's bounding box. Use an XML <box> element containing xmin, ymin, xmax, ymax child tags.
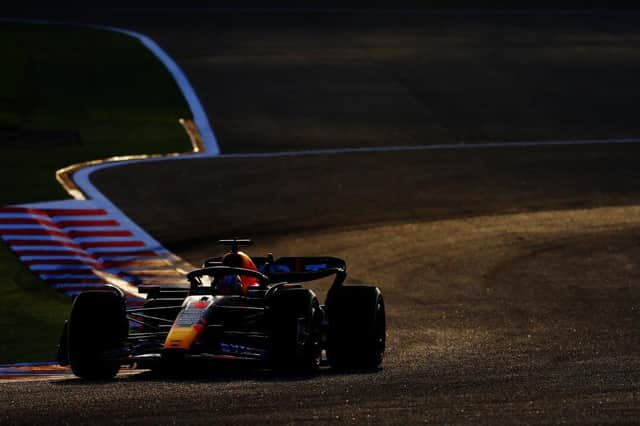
<box><xmin>57</xmin><ymin>239</ymin><xmax>386</xmax><ymax>379</ymax></box>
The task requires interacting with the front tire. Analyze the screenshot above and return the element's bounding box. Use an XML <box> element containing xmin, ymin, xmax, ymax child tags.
<box><xmin>267</xmin><ymin>288</ymin><xmax>322</xmax><ymax>373</ymax></box>
<box><xmin>67</xmin><ymin>291</ymin><xmax>128</xmax><ymax>379</ymax></box>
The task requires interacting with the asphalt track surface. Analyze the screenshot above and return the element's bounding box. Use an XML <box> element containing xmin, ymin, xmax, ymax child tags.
<box><xmin>4</xmin><ymin>10</ymin><xmax>640</xmax><ymax>424</ymax></box>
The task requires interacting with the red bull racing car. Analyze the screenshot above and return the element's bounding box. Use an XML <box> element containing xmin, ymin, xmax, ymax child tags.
<box><xmin>57</xmin><ymin>239</ymin><xmax>386</xmax><ymax>379</ymax></box>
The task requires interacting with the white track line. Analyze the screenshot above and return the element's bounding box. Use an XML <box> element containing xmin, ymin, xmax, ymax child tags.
<box><xmin>1</xmin><ymin>20</ymin><xmax>213</xmax><ymax>273</ymax></box>
<box><xmin>217</xmin><ymin>137</ymin><xmax>640</xmax><ymax>158</ymax></box>
<box><xmin>101</xmin><ymin>26</ymin><xmax>219</xmax><ymax>156</ymax></box>
<box><xmin>64</xmin><ymin>137</ymin><xmax>640</xmax><ymax>230</ymax></box>
<box><xmin>1</xmin><ymin>18</ymin><xmax>219</xmax><ymax>155</ymax></box>
<box><xmin>2</xmin><ymin>19</ymin><xmax>214</xmax><ymax>279</ymax></box>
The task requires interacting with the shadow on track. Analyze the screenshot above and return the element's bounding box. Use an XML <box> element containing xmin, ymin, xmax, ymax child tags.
<box><xmin>52</xmin><ymin>358</ymin><xmax>383</xmax><ymax>385</ymax></box>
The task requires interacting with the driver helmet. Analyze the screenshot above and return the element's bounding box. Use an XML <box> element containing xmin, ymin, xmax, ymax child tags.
<box><xmin>216</xmin><ymin>274</ymin><xmax>243</xmax><ymax>295</ymax></box>
<box><xmin>221</xmin><ymin>251</ymin><xmax>259</xmax><ymax>294</ymax></box>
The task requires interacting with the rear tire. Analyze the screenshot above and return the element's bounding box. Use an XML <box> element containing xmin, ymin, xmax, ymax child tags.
<box><xmin>267</xmin><ymin>288</ymin><xmax>321</xmax><ymax>373</ymax></box>
<box><xmin>67</xmin><ymin>291</ymin><xmax>128</xmax><ymax>379</ymax></box>
<box><xmin>327</xmin><ymin>286</ymin><xmax>386</xmax><ymax>369</ymax></box>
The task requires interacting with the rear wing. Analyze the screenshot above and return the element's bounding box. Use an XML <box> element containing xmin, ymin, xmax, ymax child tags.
<box><xmin>268</xmin><ymin>256</ymin><xmax>345</xmax><ymax>272</ymax></box>
<box><xmin>202</xmin><ymin>256</ymin><xmax>347</xmax><ymax>287</ymax></box>
<box><xmin>267</xmin><ymin>257</ymin><xmax>346</xmax><ymax>285</ymax></box>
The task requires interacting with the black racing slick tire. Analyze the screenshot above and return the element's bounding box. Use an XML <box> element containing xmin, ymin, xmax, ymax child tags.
<box><xmin>267</xmin><ymin>288</ymin><xmax>322</xmax><ymax>373</ymax></box>
<box><xmin>67</xmin><ymin>291</ymin><xmax>128</xmax><ymax>379</ymax></box>
<box><xmin>327</xmin><ymin>286</ymin><xmax>386</xmax><ymax>369</ymax></box>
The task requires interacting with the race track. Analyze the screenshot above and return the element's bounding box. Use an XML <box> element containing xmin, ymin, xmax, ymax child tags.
<box><xmin>3</xmin><ymin>9</ymin><xmax>640</xmax><ymax>424</ymax></box>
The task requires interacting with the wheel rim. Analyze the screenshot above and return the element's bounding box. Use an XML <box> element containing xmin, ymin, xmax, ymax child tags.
<box><xmin>307</xmin><ymin>303</ymin><xmax>322</xmax><ymax>369</ymax></box>
<box><xmin>375</xmin><ymin>298</ymin><xmax>386</xmax><ymax>356</ymax></box>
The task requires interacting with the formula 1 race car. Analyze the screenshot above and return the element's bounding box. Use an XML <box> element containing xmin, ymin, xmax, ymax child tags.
<box><xmin>57</xmin><ymin>239</ymin><xmax>386</xmax><ymax>379</ymax></box>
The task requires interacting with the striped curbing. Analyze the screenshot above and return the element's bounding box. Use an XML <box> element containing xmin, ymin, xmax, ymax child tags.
<box><xmin>0</xmin><ymin>21</ymin><xmax>219</xmax><ymax>318</ymax></box>
<box><xmin>0</xmin><ymin>202</ymin><xmax>189</xmax><ymax>303</ymax></box>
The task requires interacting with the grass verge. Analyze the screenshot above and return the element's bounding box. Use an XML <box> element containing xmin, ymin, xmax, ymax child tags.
<box><xmin>0</xmin><ymin>21</ymin><xmax>192</xmax><ymax>362</ymax></box>
<box><xmin>0</xmin><ymin>243</ymin><xmax>73</xmax><ymax>362</ymax></box>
